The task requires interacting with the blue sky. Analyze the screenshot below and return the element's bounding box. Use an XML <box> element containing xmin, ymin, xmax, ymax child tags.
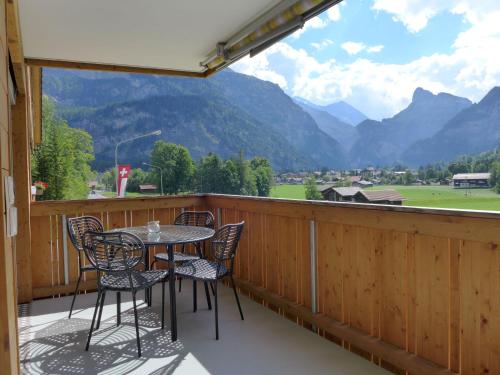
<box><xmin>233</xmin><ymin>0</ymin><xmax>500</xmax><ymax>120</ymax></box>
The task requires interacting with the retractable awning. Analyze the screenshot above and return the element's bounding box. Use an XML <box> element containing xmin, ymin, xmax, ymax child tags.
<box><xmin>18</xmin><ymin>0</ymin><xmax>341</xmax><ymax>77</ymax></box>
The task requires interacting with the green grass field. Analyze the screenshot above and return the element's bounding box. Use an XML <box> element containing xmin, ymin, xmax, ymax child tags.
<box><xmin>271</xmin><ymin>184</ymin><xmax>500</xmax><ymax>211</ymax></box>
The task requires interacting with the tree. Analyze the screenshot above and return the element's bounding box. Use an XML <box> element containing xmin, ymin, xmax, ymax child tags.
<box><xmin>250</xmin><ymin>157</ymin><xmax>273</xmax><ymax>197</ymax></box>
<box><xmin>490</xmin><ymin>162</ymin><xmax>500</xmax><ymax>193</ymax></box>
<box><xmin>305</xmin><ymin>177</ymin><xmax>322</xmax><ymax>200</ymax></box>
<box><xmin>150</xmin><ymin>141</ymin><xmax>194</xmax><ymax>194</ymax></box>
<box><xmin>233</xmin><ymin>151</ymin><xmax>257</xmax><ymax>196</ymax></box>
<box><xmin>32</xmin><ymin>97</ymin><xmax>94</xmax><ymax>200</ymax></box>
<box><xmin>127</xmin><ymin>168</ymin><xmax>150</xmax><ymax>192</ymax></box>
<box><xmin>196</xmin><ymin>153</ymin><xmax>223</xmax><ymax>193</ymax></box>
<box><xmin>101</xmin><ymin>169</ymin><xmax>116</xmax><ymax>192</ymax></box>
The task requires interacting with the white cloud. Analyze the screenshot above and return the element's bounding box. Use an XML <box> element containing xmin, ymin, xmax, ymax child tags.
<box><xmin>327</xmin><ymin>6</ymin><xmax>341</xmax><ymax>22</ymax></box>
<box><xmin>291</xmin><ymin>17</ymin><xmax>327</xmax><ymax>39</ymax></box>
<box><xmin>372</xmin><ymin>0</ymin><xmax>500</xmax><ymax>33</ymax></box>
<box><xmin>367</xmin><ymin>45</ymin><xmax>384</xmax><ymax>53</ymax></box>
<box><xmin>232</xmin><ymin>3</ymin><xmax>500</xmax><ymax>120</ymax></box>
<box><xmin>341</xmin><ymin>41</ymin><xmax>366</xmax><ymax>55</ymax></box>
<box><xmin>311</xmin><ymin>39</ymin><xmax>334</xmax><ymax>50</ymax></box>
<box><xmin>341</xmin><ymin>42</ymin><xmax>384</xmax><ymax>55</ymax></box>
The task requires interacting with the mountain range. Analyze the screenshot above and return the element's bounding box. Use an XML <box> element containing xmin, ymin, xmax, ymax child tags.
<box><xmin>43</xmin><ymin>68</ymin><xmax>500</xmax><ymax>171</ymax></box>
<box><xmin>44</xmin><ymin>68</ymin><xmax>346</xmax><ymax>171</ymax></box>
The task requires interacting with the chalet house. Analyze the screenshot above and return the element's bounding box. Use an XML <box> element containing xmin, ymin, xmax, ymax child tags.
<box><xmin>349</xmin><ymin>175</ymin><xmax>362</xmax><ymax>183</ymax></box>
<box><xmin>139</xmin><ymin>184</ymin><xmax>158</xmax><ymax>193</ymax></box>
<box><xmin>321</xmin><ymin>186</ymin><xmax>361</xmax><ymax>202</ymax></box>
<box><xmin>452</xmin><ymin>173</ymin><xmax>491</xmax><ymax>188</ymax></box>
<box><xmin>352</xmin><ymin>180</ymin><xmax>373</xmax><ymax>188</ymax></box>
<box><xmin>353</xmin><ymin>190</ymin><xmax>405</xmax><ymax>205</ymax></box>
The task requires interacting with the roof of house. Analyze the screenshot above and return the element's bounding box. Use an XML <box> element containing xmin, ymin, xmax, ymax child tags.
<box><xmin>350</xmin><ymin>176</ymin><xmax>361</xmax><ymax>183</ymax></box>
<box><xmin>452</xmin><ymin>173</ymin><xmax>491</xmax><ymax>180</ymax></box>
<box><xmin>354</xmin><ymin>180</ymin><xmax>373</xmax><ymax>186</ymax></box>
<box><xmin>331</xmin><ymin>187</ymin><xmax>361</xmax><ymax>197</ymax></box>
<box><xmin>139</xmin><ymin>184</ymin><xmax>158</xmax><ymax>190</ymax></box>
<box><xmin>355</xmin><ymin>189</ymin><xmax>405</xmax><ymax>202</ymax></box>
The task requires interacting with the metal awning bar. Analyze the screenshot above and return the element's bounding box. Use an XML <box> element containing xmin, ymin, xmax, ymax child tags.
<box><xmin>202</xmin><ymin>0</ymin><xmax>342</xmax><ymax>71</ymax></box>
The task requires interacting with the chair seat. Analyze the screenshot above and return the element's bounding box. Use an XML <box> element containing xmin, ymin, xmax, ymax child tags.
<box><xmin>80</xmin><ymin>256</ymin><xmax>144</xmax><ymax>273</ymax></box>
<box><xmin>100</xmin><ymin>269</ymin><xmax>167</xmax><ymax>291</ymax></box>
<box><xmin>155</xmin><ymin>252</ymin><xmax>200</xmax><ymax>263</ymax></box>
<box><xmin>175</xmin><ymin>259</ymin><xmax>227</xmax><ymax>281</ymax></box>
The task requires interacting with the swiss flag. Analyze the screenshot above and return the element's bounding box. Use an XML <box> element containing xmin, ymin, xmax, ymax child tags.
<box><xmin>117</xmin><ymin>164</ymin><xmax>131</xmax><ymax>197</ymax></box>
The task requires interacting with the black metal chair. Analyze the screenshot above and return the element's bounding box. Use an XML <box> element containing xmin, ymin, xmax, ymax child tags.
<box><xmin>175</xmin><ymin>222</ymin><xmax>245</xmax><ymax>340</ymax></box>
<box><xmin>67</xmin><ymin>216</ymin><xmax>104</xmax><ymax>318</ymax></box>
<box><xmin>152</xmin><ymin>211</ymin><xmax>215</xmax><ymax>266</ymax></box>
<box><xmin>83</xmin><ymin>231</ymin><xmax>168</xmax><ymax>357</ymax></box>
<box><xmin>152</xmin><ymin>211</ymin><xmax>215</xmax><ymax>310</ymax></box>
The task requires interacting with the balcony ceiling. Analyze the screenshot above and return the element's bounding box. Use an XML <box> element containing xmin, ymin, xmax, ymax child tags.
<box><xmin>17</xmin><ymin>0</ymin><xmax>300</xmax><ymax>75</ymax></box>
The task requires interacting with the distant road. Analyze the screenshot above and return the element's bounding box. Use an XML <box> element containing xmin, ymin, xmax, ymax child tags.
<box><xmin>87</xmin><ymin>190</ymin><xmax>106</xmax><ymax>199</ymax></box>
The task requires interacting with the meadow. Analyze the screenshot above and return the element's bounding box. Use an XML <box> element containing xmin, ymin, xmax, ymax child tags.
<box><xmin>270</xmin><ymin>184</ymin><xmax>500</xmax><ymax>211</ymax></box>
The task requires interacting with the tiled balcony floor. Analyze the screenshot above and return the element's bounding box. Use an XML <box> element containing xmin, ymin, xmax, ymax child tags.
<box><xmin>19</xmin><ymin>282</ymin><xmax>389</xmax><ymax>374</ymax></box>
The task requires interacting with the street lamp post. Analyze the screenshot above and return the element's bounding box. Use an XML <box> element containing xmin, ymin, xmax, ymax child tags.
<box><xmin>142</xmin><ymin>162</ymin><xmax>164</xmax><ymax>196</ymax></box>
<box><xmin>115</xmin><ymin>130</ymin><xmax>161</xmax><ymax>197</ymax></box>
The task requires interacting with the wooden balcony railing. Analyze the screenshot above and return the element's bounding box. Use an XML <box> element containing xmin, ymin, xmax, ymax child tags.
<box><xmin>28</xmin><ymin>194</ymin><xmax>500</xmax><ymax>375</ymax></box>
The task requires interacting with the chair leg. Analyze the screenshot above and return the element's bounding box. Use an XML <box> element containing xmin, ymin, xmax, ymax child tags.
<box><xmin>116</xmin><ymin>292</ymin><xmax>121</xmax><ymax>326</ymax></box>
<box><xmin>85</xmin><ymin>290</ymin><xmax>102</xmax><ymax>351</ymax></box>
<box><xmin>132</xmin><ymin>291</ymin><xmax>142</xmax><ymax>357</ymax></box>
<box><xmin>95</xmin><ymin>291</ymin><xmax>106</xmax><ymax>330</ymax></box>
<box><xmin>210</xmin><ymin>282</ymin><xmax>215</xmax><ymax>296</ymax></box>
<box><xmin>178</xmin><ymin>277</ymin><xmax>182</xmax><ymax>293</ymax></box>
<box><xmin>161</xmin><ymin>281</ymin><xmax>166</xmax><ymax>330</ymax></box>
<box><xmin>68</xmin><ymin>273</ymin><xmax>82</xmax><ymax>318</ymax></box>
<box><xmin>230</xmin><ymin>275</ymin><xmax>244</xmax><ymax>320</ymax></box>
<box><xmin>214</xmin><ymin>280</ymin><xmax>219</xmax><ymax>340</ymax></box>
<box><xmin>203</xmin><ymin>281</ymin><xmax>212</xmax><ymax>310</ymax></box>
<box><xmin>193</xmin><ymin>280</ymin><xmax>197</xmax><ymax>312</ymax></box>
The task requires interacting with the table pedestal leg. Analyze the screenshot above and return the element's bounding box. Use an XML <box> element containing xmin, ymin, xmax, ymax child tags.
<box><xmin>168</xmin><ymin>244</ymin><xmax>177</xmax><ymax>341</ymax></box>
<box><xmin>145</xmin><ymin>246</ymin><xmax>151</xmax><ymax>306</ymax></box>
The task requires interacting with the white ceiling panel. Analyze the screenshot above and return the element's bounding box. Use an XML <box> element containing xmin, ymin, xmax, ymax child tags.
<box><xmin>18</xmin><ymin>0</ymin><xmax>283</xmax><ymax>73</ymax></box>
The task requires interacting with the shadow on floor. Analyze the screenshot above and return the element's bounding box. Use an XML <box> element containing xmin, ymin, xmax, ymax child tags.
<box><xmin>20</xmin><ymin>307</ymin><xmax>188</xmax><ymax>375</ymax></box>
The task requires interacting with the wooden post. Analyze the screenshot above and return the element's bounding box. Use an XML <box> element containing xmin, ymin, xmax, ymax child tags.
<box><xmin>12</xmin><ymin>93</ymin><xmax>32</xmax><ymax>303</ymax></box>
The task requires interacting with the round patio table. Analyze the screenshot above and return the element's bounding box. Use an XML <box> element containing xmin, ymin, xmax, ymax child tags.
<box><xmin>116</xmin><ymin>224</ymin><xmax>215</xmax><ymax>341</ymax></box>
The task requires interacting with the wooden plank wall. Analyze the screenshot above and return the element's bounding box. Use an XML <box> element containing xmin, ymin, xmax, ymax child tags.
<box><xmin>29</xmin><ymin>196</ymin><xmax>202</xmax><ymax>298</ymax></box>
<box><xmin>206</xmin><ymin>195</ymin><xmax>500</xmax><ymax>375</ymax></box>
<box><xmin>0</xmin><ymin>0</ymin><xmax>20</xmax><ymax>373</ymax></box>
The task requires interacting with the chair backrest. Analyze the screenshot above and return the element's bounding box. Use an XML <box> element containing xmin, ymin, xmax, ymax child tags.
<box><xmin>212</xmin><ymin>222</ymin><xmax>245</xmax><ymax>270</ymax></box>
<box><xmin>83</xmin><ymin>231</ymin><xmax>144</xmax><ymax>273</ymax></box>
<box><xmin>174</xmin><ymin>211</ymin><xmax>215</xmax><ymax>229</ymax></box>
<box><xmin>67</xmin><ymin>216</ymin><xmax>104</xmax><ymax>252</ymax></box>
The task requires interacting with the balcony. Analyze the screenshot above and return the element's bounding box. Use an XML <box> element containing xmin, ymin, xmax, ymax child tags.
<box><xmin>21</xmin><ymin>194</ymin><xmax>500</xmax><ymax>374</ymax></box>
<box><xmin>19</xmin><ymin>277</ymin><xmax>388</xmax><ymax>374</ymax></box>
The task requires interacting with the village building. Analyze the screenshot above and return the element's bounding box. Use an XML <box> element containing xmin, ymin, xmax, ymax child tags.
<box><xmin>139</xmin><ymin>184</ymin><xmax>158</xmax><ymax>193</ymax></box>
<box><xmin>452</xmin><ymin>173</ymin><xmax>491</xmax><ymax>188</ymax></box>
<box><xmin>352</xmin><ymin>180</ymin><xmax>373</xmax><ymax>188</ymax></box>
<box><xmin>353</xmin><ymin>190</ymin><xmax>405</xmax><ymax>205</ymax></box>
<box><xmin>321</xmin><ymin>186</ymin><xmax>361</xmax><ymax>202</ymax></box>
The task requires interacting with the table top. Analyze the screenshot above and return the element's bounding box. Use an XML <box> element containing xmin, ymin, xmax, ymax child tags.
<box><xmin>115</xmin><ymin>224</ymin><xmax>215</xmax><ymax>246</ymax></box>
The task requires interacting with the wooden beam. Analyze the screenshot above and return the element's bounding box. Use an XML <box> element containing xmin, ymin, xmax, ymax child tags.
<box><xmin>12</xmin><ymin>93</ymin><xmax>32</xmax><ymax>304</ymax></box>
<box><xmin>30</xmin><ymin>195</ymin><xmax>203</xmax><ymax>216</ymax></box>
<box><xmin>28</xmin><ymin>66</ymin><xmax>41</xmax><ymax>145</ymax></box>
<box><xmin>234</xmin><ymin>278</ymin><xmax>456</xmax><ymax>375</ymax></box>
<box><xmin>6</xmin><ymin>0</ymin><xmax>25</xmax><ymax>94</ymax></box>
<box><xmin>25</xmin><ymin>58</ymin><xmax>208</xmax><ymax>78</ymax></box>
